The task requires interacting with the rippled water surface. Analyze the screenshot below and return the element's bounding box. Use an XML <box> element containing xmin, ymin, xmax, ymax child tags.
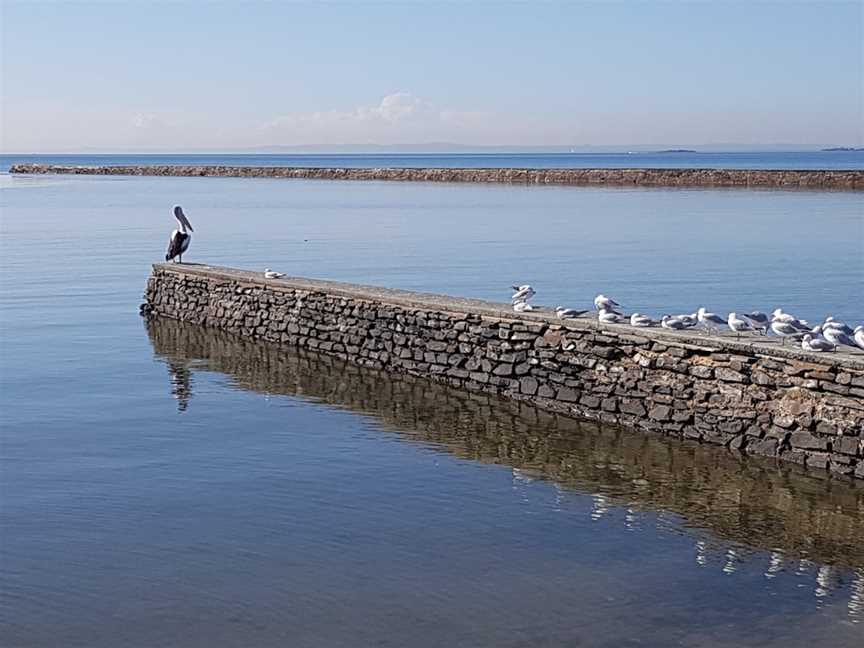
<box><xmin>1</xmin><ymin>172</ymin><xmax>863</xmax><ymax>647</ymax></box>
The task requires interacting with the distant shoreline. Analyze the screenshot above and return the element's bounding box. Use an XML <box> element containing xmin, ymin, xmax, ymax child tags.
<box><xmin>9</xmin><ymin>163</ymin><xmax>864</xmax><ymax>190</ymax></box>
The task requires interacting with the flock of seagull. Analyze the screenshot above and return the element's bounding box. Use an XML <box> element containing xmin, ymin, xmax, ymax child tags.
<box><xmin>510</xmin><ymin>284</ymin><xmax>864</xmax><ymax>353</ymax></box>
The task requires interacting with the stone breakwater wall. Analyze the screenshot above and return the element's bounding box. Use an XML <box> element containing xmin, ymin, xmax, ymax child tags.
<box><xmin>143</xmin><ymin>264</ymin><xmax>864</xmax><ymax>479</ymax></box>
<box><xmin>12</xmin><ymin>163</ymin><xmax>864</xmax><ymax>190</ymax></box>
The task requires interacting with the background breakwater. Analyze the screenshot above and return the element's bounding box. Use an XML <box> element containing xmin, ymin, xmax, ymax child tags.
<box><xmin>143</xmin><ymin>264</ymin><xmax>864</xmax><ymax>479</ymax></box>
<box><xmin>11</xmin><ymin>163</ymin><xmax>864</xmax><ymax>189</ymax></box>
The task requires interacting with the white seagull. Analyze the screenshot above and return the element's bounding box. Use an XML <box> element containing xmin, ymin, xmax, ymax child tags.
<box><xmin>823</xmin><ymin>317</ymin><xmax>854</xmax><ymax>336</ymax></box>
<box><xmin>630</xmin><ymin>313</ymin><xmax>656</xmax><ymax>327</ymax></box>
<box><xmin>661</xmin><ymin>315</ymin><xmax>688</xmax><ymax>330</ymax></box>
<box><xmin>511</xmin><ymin>285</ymin><xmax>536</xmax><ymax>304</ymax></box>
<box><xmin>671</xmin><ymin>313</ymin><xmax>699</xmax><ymax>329</ymax></box>
<box><xmin>822</xmin><ymin>325</ymin><xmax>858</xmax><ymax>349</ymax></box>
<box><xmin>801</xmin><ymin>334</ymin><xmax>835</xmax><ymax>353</ymax></box>
<box><xmin>556</xmin><ymin>306</ymin><xmax>589</xmax><ymax>319</ymax></box>
<box><xmin>594</xmin><ymin>294</ymin><xmax>621</xmax><ymax>311</ymax></box>
<box><xmin>513</xmin><ymin>301</ymin><xmax>535</xmax><ymax>313</ymax></box>
<box><xmin>770</xmin><ymin>319</ymin><xmax>801</xmax><ymax>345</ymax></box>
<box><xmin>697</xmin><ymin>307</ymin><xmax>726</xmax><ymax>333</ymax></box>
<box><xmin>772</xmin><ymin>309</ymin><xmax>810</xmax><ymax>331</ymax></box>
<box><xmin>264</xmin><ymin>268</ymin><xmax>285</xmax><ymax>279</ymax></box>
<box><xmin>742</xmin><ymin>311</ymin><xmax>770</xmax><ymax>335</ymax></box>
<box><xmin>727</xmin><ymin>312</ymin><xmax>754</xmax><ymax>338</ymax></box>
<box><xmin>165</xmin><ymin>206</ymin><xmax>194</xmax><ymax>263</ymax></box>
<box><xmin>854</xmin><ymin>326</ymin><xmax>864</xmax><ymax>350</ymax></box>
<box><xmin>598</xmin><ymin>308</ymin><xmax>624</xmax><ymax>324</ymax></box>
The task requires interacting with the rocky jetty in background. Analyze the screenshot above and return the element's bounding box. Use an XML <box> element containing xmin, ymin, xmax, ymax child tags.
<box><xmin>11</xmin><ymin>163</ymin><xmax>864</xmax><ymax>190</ymax></box>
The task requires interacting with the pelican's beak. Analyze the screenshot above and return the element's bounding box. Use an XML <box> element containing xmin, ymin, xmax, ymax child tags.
<box><xmin>174</xmin><ymin>206</ymin><xmax>194</xmax><ymax>232</ymax></box>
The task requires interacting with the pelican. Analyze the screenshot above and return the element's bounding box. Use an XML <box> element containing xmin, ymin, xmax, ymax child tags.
<box><xmin>264</xmin><ymin>268</ymin><xmax>285</xmax><ymax>279</ymax></box>
<box><xmin>556</xmin><ymin>306</ymin><xmax>589</xmax><ymax>319</ymax></box>
<box><xmin>594</xmin><ymin>294</ymin><xmax>621</xmax><ymax>311</ymax></box>
<box><xmin>165</xmin><ymin>206</ymin><xmax>194</xmax><ymax>263</ymax></box>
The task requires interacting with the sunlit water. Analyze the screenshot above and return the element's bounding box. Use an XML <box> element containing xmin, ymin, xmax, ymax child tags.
<box><xmin>1</xmin><ymin>172</ymin><xmax>863</xmax><ymax>646</ymax></box>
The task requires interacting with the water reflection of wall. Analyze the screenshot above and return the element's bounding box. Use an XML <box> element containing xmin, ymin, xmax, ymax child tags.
<box><xmin>146</xmin><ymin>317</ymin><xmax>864</xmax><ymax>575</ymax></box>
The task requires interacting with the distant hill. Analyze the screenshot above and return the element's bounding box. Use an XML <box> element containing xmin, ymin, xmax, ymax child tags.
<box><xmin>822</xmin><ymin>147</ymin><xmax>864</xmax><ymax>152</ymax></box>
<box><xmin>657</xmin><ymin>149</ymin><xmax>697</xmax><ymax>153</ymax></box>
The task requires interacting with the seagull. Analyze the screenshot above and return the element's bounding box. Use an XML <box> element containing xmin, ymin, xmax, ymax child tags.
<box><xmin>697</xmin><ymin>307</ymin><xmax>725</xmax><ymax>333</ymax></box>
<box><xmin>165</xmin><ymin>206</ymin><xmax>194</xmax><ymax>263</ymax></box>
<box><xmin>672</xmin><ymin>313</ymin><xmax>699</xmax><ymax>328</ymax></box>
<box><xmin>630</xmin><ymin>313</ymin><xmax>656</xmax><ymax>327</ymax></box>
<box><xmin>772</xmin><ymin>309</ymin><xmax>810</xmax><ymax>331</ymax></box>
<box><xmin>770</xmin><ymin>319</ymin><xmax>802</xmax><ymax>345</ymax></box>
<box><xmin>854</xmin><ymin>326</ymin><xmax>864</xmax><ymax>350</ymax></box>
<box><xmin>264</xmin><ymin>268</ymin><xmax>285</xmax><ymax>279</ymax></box>
<box><xmin>513</xmin><ymin>301</ymin><xmax>536</xmax><ymax>313</ymax></box>
<box><xmin>661</xmin><ymin>315</ymin><xmax>688</xmax><ymax>330</ymax></box>
<box><xmin>822</xmin><ymin>325</ymin><xmax>858</xmax><ymax>349</ymax></box>
<box><xmin>556</xmin><ymin>306</ymin><xmax>589</xmax><ymax>319</ymax></box>
<box><xmin>594</xmin><ymin>294</ymin><xmax>621</xmax><ymax>311</ymax></box>
<box><xmin>727</xmin><ymin>312</ymin><xmax>754</xmax><ymax>338</ymax></box>
<box><xmin>801</xmin><ymin>334</ymin><xmax>835</xmax><ymax>352</ymax></box>
<box><xmin>511</xmin><ymin>284</ymin><xmax>536</xmax><ymax>303</ymax></box>
<box><xmin>823</xmin><ymin>317</ymin><xmax>854</xmax><ymax>336</ymax></box>
<box><xmin>598</xmin><ymin>308</ymin><xmax>624</xmax><ymax>324</ymax></box>
<box><xmin>742</xmin><ymin>311</ymin><xmax>770</xmax><ymax>335</ymax></box>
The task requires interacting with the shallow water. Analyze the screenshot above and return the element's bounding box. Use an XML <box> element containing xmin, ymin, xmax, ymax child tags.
<box><xmin>1</xmin><ymin>173</ymin><xmax>863</xmax><ymax>646</ymax></box>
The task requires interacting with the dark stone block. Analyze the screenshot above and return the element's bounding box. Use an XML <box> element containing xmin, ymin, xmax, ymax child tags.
<box><xmin>789</xmin><ymin>431</ymin><xmax>830</xmax><ymax>451</ymax></box>
<box><xmin>520</xmin><ymin>377</ymin><xmax>538</xmax><ymax>396</ymax></box>
<box><xmin>557</xmin><ymin>387</ymin><xmax>580</xmax><ymax>403</ymax></box>
<box><xmin>492</xmin><ymin>363</ymin><xmax>514</xmax><ymax>377</ymax></box>
<box><xmin>715</xmin><ymin>367</ymin><xmax>746</xmax><ymax>383</ymax></box>
<box><xmin>619</xmin><ymin>399</ymin><xmax>647</xmax><ymax>417</ymax></box>
<box><xmin>749</xmin><ymin>438</ymin><xmax>778</xmax><ymax>457</ymax></box>
<box><xmin>648</xmin><ymin>405</ymin><xmax>672</xmax><ymax>421</ymax></box>
<box><xmin>835</xmin><ymin>437</ymin><xmax>861</xmax><ymax>456</ymax></box>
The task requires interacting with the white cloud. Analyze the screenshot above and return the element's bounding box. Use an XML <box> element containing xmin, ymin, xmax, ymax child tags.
<box><xmin>259</xmin><ymin>92</ymin><xmax>499</xmax><ymax>146</ymax></box>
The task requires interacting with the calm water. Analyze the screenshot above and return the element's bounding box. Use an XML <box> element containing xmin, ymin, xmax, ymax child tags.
<box><xmin>1</xmin><ymin>172</ymin><xmax>863</xmax><ymax>646</ymax></box>
<box><xmin>2</xmin><ymin>150</ymin><xmax>864</xmax><ymax>171</ymax></box>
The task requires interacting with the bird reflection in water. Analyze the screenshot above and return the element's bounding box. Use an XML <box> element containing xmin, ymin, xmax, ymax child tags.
<box><xmin>165</xmin><ymin>358</ymin><xmax>193</xmax><ymax>412</ymax></box>
<box><xmin>849</xmin><ymin>571</ymin><xmax>864</xmax><ymax>622</ymax></box>
<box><xmin>765</xmin><ymin>551</ymin><xmax>785</xmax><ymax>579</ymax></box>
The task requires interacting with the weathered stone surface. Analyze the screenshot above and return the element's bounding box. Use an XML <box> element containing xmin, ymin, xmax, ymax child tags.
<box><xmin>619</xmin><ymin>398</ymin><xmax>647</xmax><ymax>417</ymax></box>
<box><xmin>519</xmin><ymin>377</ymin><xmax>538</xmax><ymax>396</ymax></box>
<box><xmin>649</xmin><ymin>405</ymin><xmax>672</xmax><ymax>421</ymax></box>
<box><xmin>789</xmin><ymin>431</ymin><xmax>830</xmax><ymax>451</ymax></box>
<box><xmin>142</xmin><ymin>263</ymin><xmax>864</xmax><ymax>481</ymax></box>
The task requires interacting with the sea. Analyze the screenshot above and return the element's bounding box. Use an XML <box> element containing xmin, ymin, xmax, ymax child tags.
<box><xmin>1</xmin><ymin>153</ymin><xmax>863</xmax><ymax>647</ymax></box>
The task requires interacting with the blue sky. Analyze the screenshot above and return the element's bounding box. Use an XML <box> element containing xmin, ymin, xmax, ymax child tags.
<box><xmin>1</xmin><ymin>0</ymin><xmax>861</xmax><ymax>151</ymax></box>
